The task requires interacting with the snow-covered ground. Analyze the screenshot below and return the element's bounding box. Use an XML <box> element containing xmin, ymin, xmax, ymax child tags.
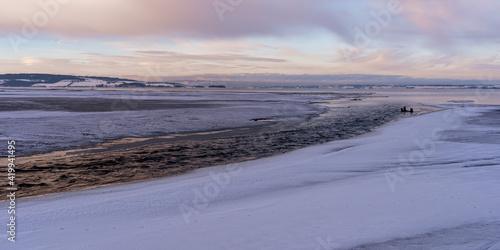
<box><xmin>30</xmin><ymin>78</ymin><xmax>131</xmax><ymax>87</ymax></box>
<box><xmin>1</xmin><ymin>104</ymin><xmax>499</xmax><ymax>249</ymax></box>
<box><xmin>32</xmin><ymin>80</ymin><xmax>75</xmax><ymax>87</ymax></box>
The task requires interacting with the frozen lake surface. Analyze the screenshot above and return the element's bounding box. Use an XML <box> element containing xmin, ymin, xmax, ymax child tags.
<box><xmin>0</xmin><ymin>89</ymin><xmax>329</xmax><ymax>156</ymax></box>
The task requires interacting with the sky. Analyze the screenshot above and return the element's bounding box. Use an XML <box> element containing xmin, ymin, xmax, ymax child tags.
<box><xmin>0</xmin><ymin>0</ymin><xmax>499</xmax><ymax>82</ymax></box>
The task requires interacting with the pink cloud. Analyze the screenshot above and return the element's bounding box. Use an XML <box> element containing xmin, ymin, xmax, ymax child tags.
<box><xmin>401</xmin><ymin>1</ymin><xmax>500</xmax><ymax>47</ymax></box>
<box><xmin>2</xmin><ymin>0</ymin><xmax>498</xmax><ymax>50</ymax></box>
<box><xmin>0</xmin><ymin>0</ymin><xmax>353</xmax><ymax>39</ymax></box>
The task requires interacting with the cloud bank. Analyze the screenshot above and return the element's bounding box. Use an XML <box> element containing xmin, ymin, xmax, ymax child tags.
<box><xmin>0</xmin><ymin>0</ymin><xmax>499</xmax><ymax>80</ymax></box>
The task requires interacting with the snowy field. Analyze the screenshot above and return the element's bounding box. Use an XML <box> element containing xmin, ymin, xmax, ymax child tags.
<box><xmin>2</xmin><ymin>104</ymin><xmax>499</xmax><ymax>249</ymax></box>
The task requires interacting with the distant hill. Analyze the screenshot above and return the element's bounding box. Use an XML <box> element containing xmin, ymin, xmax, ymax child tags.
<box><xmin>0</xmin><ymin>74</ymin><xmax>185</xmax><ymax>88</ymax></box>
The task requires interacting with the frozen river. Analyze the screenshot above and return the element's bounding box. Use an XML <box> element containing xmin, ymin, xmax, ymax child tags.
<box><xmin>0</xmin><ymin>89</ymin><xmax>327</xmax><ymax>156</ymax></box>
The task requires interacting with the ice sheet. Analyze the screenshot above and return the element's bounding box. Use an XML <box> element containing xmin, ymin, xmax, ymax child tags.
<box><xmin>0</xmin><ymin>89</ymin><xmax>323</xmax><ymax>156</ymax></box>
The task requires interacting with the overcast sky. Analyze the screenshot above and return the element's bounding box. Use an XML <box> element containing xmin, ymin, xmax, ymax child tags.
<box><xmin>1</xmin><ymin>0</ymin><xmax>499</xmax><ymax>81</ymax></box>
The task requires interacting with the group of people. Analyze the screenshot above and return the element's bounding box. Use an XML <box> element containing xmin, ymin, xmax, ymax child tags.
<box><xmin>401</xmin><ymin>106</ymin><xmax>413</xmax><ymax>113</ymax></box>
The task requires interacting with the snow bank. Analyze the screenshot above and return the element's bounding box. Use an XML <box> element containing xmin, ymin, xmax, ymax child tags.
<box><xmin>1</xmin><ymin>106</ymin><xmax>499</xmax><ymax>249</ymax></box>
<box><xmin>31</xmin><ymin>78</ymin><xmax>127</xmax><ymax>87</ymax></box>
<box><xmin>70</xmin><ymin>78</ymin><xmax>108</xmax><ymax>87</ymax></box>
<box><xmin>32</xmin><ymin>80</ymin><xmax>73</xmax><ymax>87</ymax></box>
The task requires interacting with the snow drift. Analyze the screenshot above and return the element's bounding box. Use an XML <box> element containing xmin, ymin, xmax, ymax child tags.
<box><xmin>1</xmin><ymin>105</ymin><xmax>499</xmax><ymax>249</ymax></box>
